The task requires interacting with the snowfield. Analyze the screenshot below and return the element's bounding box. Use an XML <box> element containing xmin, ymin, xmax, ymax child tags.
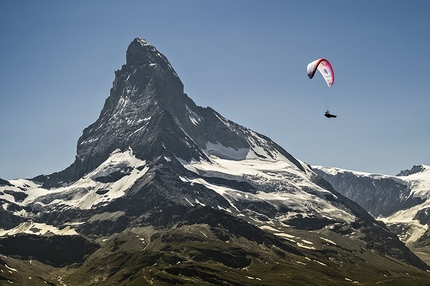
<box><xmin>0</xmin><ymin>149</ymin><xmax>148</xmax><ymax>234</ymax></box>
<box><xmin>180</xmin><ymin>141</ymin><xmax>356</xmax><ymax>225</ymax></box>
<box><xmin>0</xmin><ymin>222</ymin><xmax>78</xmax><ymax>236</ymax></box>
<box><xmin>314</xmin><ymin>164</ymin><xmax>430</xmax><ymax>244</ymax></box>
<box><xmin>0</xmin><ymin>143</ymin><xmax>381</xmax><ymax>239</ymax></box>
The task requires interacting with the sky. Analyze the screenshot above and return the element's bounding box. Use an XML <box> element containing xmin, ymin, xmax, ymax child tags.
<box><xmin>1</xmin><ymin>1</ymin><xmax>429</xmax><ymax>179</ymax></box>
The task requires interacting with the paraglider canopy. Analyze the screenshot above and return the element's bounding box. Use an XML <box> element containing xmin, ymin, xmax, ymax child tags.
<box><xmin>307</xmin><ymin>58</ymin><xmax>337</xmax><ymax>118</ymax></box>
<box><xmin>307</xmin><ymin>58</ymin><xmax>334</xmax><ymax>87</ymax></box>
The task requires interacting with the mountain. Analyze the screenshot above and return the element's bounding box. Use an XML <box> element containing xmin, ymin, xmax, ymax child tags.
<box><xmin>0</xmin><ymin>38</ymin><xmax>429</xmax><ymax>285</ymax></box>
<box><xmin>314</xmin><ymin>164</ymin><xmax>430</xmax><ymax>263</ymax></box>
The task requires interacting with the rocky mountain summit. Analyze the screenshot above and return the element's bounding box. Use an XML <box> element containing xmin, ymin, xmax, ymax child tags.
<box><xmin>0</xmin><ymin>38</ymin><xmax>429</xmax><ymax>285</ymax></box>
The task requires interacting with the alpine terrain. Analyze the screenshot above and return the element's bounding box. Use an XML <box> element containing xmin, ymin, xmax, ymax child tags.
<box><xmin>314</xmin><ymin>164</ymin><xmax>430</xmax><ymax>264</ymax></box>
<box><xmin>0</xmin><ymin>38</ymin><xmax>429</xmax><ymax>285</ymax></box>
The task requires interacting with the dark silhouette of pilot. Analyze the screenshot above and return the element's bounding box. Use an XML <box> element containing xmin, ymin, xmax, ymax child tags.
<box><xmin>324</xmin><ymin>110</ymin><xmax>337</xmax><ymax>118</ymax></box>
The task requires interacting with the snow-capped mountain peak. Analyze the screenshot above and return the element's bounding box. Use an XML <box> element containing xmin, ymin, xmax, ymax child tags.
<box><xmin>0</xmin><ymin>38</ymin><xmax>428</xmax><ymax>275</ymax></box>
<box><xmin>0</xmin><ymin>37</ymin><xmax>373</xmax><ymax>231</ymax></box>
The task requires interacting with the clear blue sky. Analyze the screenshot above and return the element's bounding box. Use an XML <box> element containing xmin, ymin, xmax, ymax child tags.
<box><xmin>1</xmin><ymin>1</ymin><xmax>429</xmax><ymax>179</ymax></box>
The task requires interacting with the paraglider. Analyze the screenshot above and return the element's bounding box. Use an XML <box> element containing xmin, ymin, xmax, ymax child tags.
<box><xmin>324</xmin><ymin>110</ymin><xmax>337</xmax><ymax>118</ymax></box>
<box><xmin>307</xmin><ymin>58</ymin><xmax>337</xmax><ymax>118</ymax></box>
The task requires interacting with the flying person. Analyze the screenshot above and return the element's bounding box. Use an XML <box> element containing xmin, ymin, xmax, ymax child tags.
<box><xmin>324</xmin><ymin>110</ymin><xmax>337</xmax><ymax>118</ymax></box>
<box><xmin>307</xmin><ymin>58</ymin><xmax>337</xmax><ymax>118</ymax></box>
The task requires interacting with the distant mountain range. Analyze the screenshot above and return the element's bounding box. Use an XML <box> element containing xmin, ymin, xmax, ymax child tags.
<box><xmin>0</xmin><ymin>38</ymin><xmax>429</xmax><ymax>285</ymax></box>
<box><xmin>314</xmin><ymin>164</ymin><xmax>430</xmax><ymax>264</ymax></box>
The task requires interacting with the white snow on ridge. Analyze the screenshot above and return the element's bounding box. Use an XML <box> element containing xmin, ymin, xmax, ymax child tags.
<box><xmin>397</xmin><ymin>165</ymin><xmax>430</xmax><ymax>197</ymax></box>
<box><xmin>180</xmin><ymin>148</ymin><xmax>356</xmax><ymax>224</ymax></box>
<box><xmin>0</xmin><ymin>149</ymin><xmax>148</xmax><ymax>212</ymax></box>
<box><xmin>205</xmin><ymin>142</ymin><xmax>249</xmax><ymax>161</ymax></box>
<box><xmin>52</xmin><ymin>149</ymin><xmax>148</xmax><ymax>210</ymax></box>
<box><xmin>136</xmin><ymin>38</ymin><xmax>151</xmax><ymax>47</ymax></box>
<box><xmin>183</xmin><ymin>153</ymin><xmax>293</xmax><ymax>179</ymax></box>
<box><xmin>89</xmin><ymin>148</ymin><xmax>145</xmax><ymax>180</ymax></box>
<box><xmin>1</xmin><ymin>179</ymin><xmax>51</xmax><ymax>206</ymax></box>
<box><xmin>0</xmin><ymin>222</ymin><xmax>78</xmax><ymax>237</ymax></box>
<box><xmin>186</xmin><ymin>105</ymin><xmax>203</xmax><ymax>126</ymax></box>
<box><xmin>312</xmin><ymin>165</ymin><xmax>392</xmax><ymax>179</ymax></box>
<box><xmin>314</xmin><ymin>165</ymin><xmax>430</xmax><ymax>244</ymax></box>
<box><xmin>314</xmin><ymin>165</ymin><xmax>430</xmax><ymax>200</ymax></box>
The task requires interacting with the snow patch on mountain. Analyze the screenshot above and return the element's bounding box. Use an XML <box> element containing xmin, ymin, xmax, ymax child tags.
<box><xmin>136</xmin><ymin>38</ymin><xmax>152</xmax><ymax>47</ymax></box>
<box><xmin>89</xmin><ymin>148</ymin><xmax>146</xmax><ymax>180</ymax></box>
<box><xmin>0</xmin><ymin>222</ymin><xmax>78</xmax><ymax>236</ymax></box>
<box><xmin>186</xmin><ymin>105</ymin><xmax>203</xmax><ymax>126</ymax></box>
<box><xmin>315</xmin><ymin>165</ymin><xmax>430</xmax><ymax>202</ymax></box>
<box><xmin>43</xmin><ymin>149</ymin><xmax>148</xmax><ymax>210</ymax></box>
<box><xmin>0</xmin><ymin>149</ymin><xmax>148</xmax><ymax>214</ymax></box>
<box><xmin>181</xmin><ymin>154</ymin><xmax>355</xmax><ymax>224</ymax></box>
<box><xmin>204</xmin><ymin>142</ymin><xmax>248</xmax><ymax>160</ymax></box>
<box><xmin>313</xmin><ymin>166</ymin><xmax>394</xmax><ymax>180</ymax></box>
<box><xmin>397</xmin><ymin>165</ymin><xmax>430</xmax><ymax>197</ymax></box>
<box><xmin>314</xmin><ymin>164</ymin><xmax>430</xmax><ymax>244</ymax></box>
<box><xmin>2</xmin><ymin>179</ymin><xmax>50</xmax><ymax>206</ymax></box>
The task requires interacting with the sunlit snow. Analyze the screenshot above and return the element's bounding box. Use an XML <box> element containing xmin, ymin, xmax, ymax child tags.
<box><xmin>0</xmin><ymin>149</ymin><xmax>148</xmax><ymax>215</ymax></box>
<box><xmin>315</xmin><ymin>165</ymin><xmax>430</xmax><ymax>244</ymax></box>
<box><xmin>0</xmin><ymin>222</ymin><xmax>78</xmax><ymax>236</ymax></box>
<box><xmin>180</xmin><ymin>142</ymin><xmax>356</xmax><ymax>225</ymax></box>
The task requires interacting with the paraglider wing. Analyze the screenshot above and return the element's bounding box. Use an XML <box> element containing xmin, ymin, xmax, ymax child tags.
<box><xmin>306</xmin><ymin>58</ymin><xmax>334</xmax><ymax>87</ymax></box>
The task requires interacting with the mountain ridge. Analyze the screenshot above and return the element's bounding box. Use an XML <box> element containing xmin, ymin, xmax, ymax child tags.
<box><xmin>0</xmin><ymin>38</ymin><xmax>429</xmax><ymax>284</ymax></box>
<box><xmin>35</xmin><ymin>38</ymin><xmax>304</xmax><ymax>189</ymax></box>
<box><xmin>313</xmin><ymin>164</ymin><xmax>430</xmax><ymax>263</ymax></box>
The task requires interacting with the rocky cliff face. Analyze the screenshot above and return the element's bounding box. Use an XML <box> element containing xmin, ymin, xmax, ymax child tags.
<box><xmin>313</xmin><ymin>165</ymin><xmax>430</xmax><ymax>250</ymax></box>
<box><xmin>313</xmin><ymin>167</ymin><xmax>424</xmax><ymax>218</ymax></box>
<box><xmin>0</xmin><ymin>38</ymin><xmax>429</xmax><ymax>285</ymax></box>
<box><xmin>36</xmin><ymin>38</ymin><xmax>302</xmax><ymax>188</ymax></box>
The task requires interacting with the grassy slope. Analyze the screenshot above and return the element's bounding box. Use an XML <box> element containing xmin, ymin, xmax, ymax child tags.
<box><xmin>3</xmin><ymin>223</ymin><xmax>428</xmax><ymax>286</ymax></box>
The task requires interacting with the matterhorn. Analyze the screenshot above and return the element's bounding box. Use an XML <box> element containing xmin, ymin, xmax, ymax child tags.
<box><xmin>0</xmin><ymin>38</ymin><xmax>428</xmax><ymax>285</ymax></box>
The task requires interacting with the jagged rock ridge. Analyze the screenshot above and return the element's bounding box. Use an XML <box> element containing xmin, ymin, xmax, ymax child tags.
<box><xmin>36</xmin><ymin>38</ymin><xmax>302</xmax><ymax>188</ymax></box>
<box><xmin>314</xmin><ymin>164</ymin><xmax>430</xmax><ymax>260</ymax></box>
<box><xmin>0</xmin><ymin>38</ymin><xmax>429</xmax><ymax>284</ymax></box>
